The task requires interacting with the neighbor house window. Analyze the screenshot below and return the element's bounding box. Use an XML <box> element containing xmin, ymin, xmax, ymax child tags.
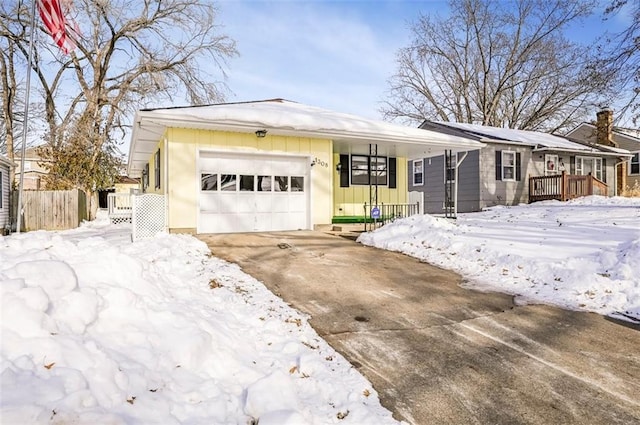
<box><xmin>502</xmin><ymin>151</ymin><xmax>516</xmax><ymax>181</ymax></box>
<box><xmin>351</xmin><ymin>155</ymin><xmax>387</xmax><ymax>186</ymax></box>
<box><xmin>575</xmin><ymin>156</ymin><xmax>603</xmax><ymax>181</ymax></box>
<box><xmin>545</xmin><ymin>154</ymin><xmax>559</xmax><ymax>175</ymax></box>
<box><xmin>631</xmin><ymin>153</ymin><xmax>639</xmax><ymax>175</ymax></box>
<box><xmin>154</xmin><ymin>149</ymin><xmax>161</xmax><ymax>190</ymax></box>
<box><xmin>413</xmin><ymin>159</ymin><xmax>424</xmax><ymax>186</ymax></box>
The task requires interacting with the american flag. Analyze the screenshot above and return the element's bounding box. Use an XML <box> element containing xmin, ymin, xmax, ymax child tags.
<box><xmin>37</xmin><ymin>0</ymin><xmax>76</xmax><ymax>54</ymax></box>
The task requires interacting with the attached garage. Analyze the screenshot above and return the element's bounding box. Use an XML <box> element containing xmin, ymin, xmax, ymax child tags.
<box><xmin>198</xmin><ymin>151</ymin><xmax>310</xmax><ymax>233</ymax></box>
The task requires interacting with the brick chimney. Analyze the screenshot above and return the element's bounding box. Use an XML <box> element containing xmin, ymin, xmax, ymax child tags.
<box><xmin>595</xmin><ymin>108</ymin><xmax>618</xmax><ymax>147</ymax></box>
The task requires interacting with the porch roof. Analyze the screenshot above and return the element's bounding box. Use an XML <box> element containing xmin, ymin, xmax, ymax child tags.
<box><xmin>128</xmin><ymin>99</ymin><xmax>483</xmax><ymax>177</ymax></box>
<box><xmin>0</xmin><ymin>155</ymin><xmax>14</xmax><ymax>168</ymax></box>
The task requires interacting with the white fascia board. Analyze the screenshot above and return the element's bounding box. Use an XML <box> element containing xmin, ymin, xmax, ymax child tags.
<box><xmin>140</xmin><ymin>115</ymin><xmax>484</xmax><ymax>150</ymax></box>
<box><xmin>532</xmin><ymin>146</ymin><xmax>632</xmax><ymax>157</ymax></box>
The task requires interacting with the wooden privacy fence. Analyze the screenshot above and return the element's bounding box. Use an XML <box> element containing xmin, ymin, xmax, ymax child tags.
<box><xmin>12</xmin><ymin>189</ymin><xmax>88</xmax><ymax>231</ymax></box>
<box><xmin>529</xmin><ymin>172</ymin><xmax>608</xmax><ymax>203</ymax></box>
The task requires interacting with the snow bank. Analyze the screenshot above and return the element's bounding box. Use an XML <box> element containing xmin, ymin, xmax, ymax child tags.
<box><xmin>1</xmin><ymin>219</ymin><xmax>399</xmax><ymax>424</ymax></box>
<box><xmin>358</xmin><ymin>196</ymin><xmax>640</xmax><ymax>322</ymax></box>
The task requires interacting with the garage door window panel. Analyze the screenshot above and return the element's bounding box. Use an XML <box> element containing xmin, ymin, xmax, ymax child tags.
<box><xmin>275</xmin><ymin>176</ymin><xmax>289</xmax><ymax>191</ymax></box>
<box><xmin>258</xmin><ymin>176</ymin><xmax>272</xmax><ymax>191</ymax></box>
<box><xmin>201</xmin><ymin>173</ymin><xmax>218</xmax><ymax>191</ymax></box>
<box><xmin>291</xmin><ymin>176</ymin><xmax>304</xmax><ymax>192</ymax></box>
<box><xmin>240</xmin><ymin>175</ymin><xmax>255</xmax><ymax>191</ymax></box>
<box><xmin>221</xmin><ymin>174</ymin><xmax>237</xmax><ymax>191</ymax></box>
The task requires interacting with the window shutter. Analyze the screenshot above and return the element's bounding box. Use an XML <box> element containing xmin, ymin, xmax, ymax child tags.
<box><xmin>569</xmin><ymin>156</ymin><xmax>575</xmax><ymax>174</ymax></box>
<box><xmin>516</xmin><ymin>152</ymin><xmax>522</xmax><ymax>181</ymax></box>
<box><xmin>602</xmin><ymin>158</ymin><xmax>606</xmax><ymax>182</ymax></box>
<box><xmin>495</xmin><ymin>151</ymin><xmax>502</xmax><ymax>180</ymax></box>
<box><xmin>339</xmin><ymin>154</ymin><xmax>349</xmax><ymax>187</ymax></box>
<box><xmin>388</xmin><ymin>157</ymin><xmax>397</xmax><ymax>188</ymax></box>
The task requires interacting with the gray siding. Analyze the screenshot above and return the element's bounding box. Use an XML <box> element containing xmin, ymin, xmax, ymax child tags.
<box><xmin>0</xmin><ymin>162</ymin><xmax>9</xmax><ymax>231</ymax></box>
<box><xmin>409</xmin><ymin>152</ymin><xmax>480</xmax><ymax>214</ymax></box>
<box><xmin>478</xmin><ymin>144</ymin><xmax>531</xmax><ymax>210</ymax></box>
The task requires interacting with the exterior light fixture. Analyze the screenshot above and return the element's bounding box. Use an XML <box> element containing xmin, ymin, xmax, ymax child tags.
<box><xmin>336</xmin><ymin>163</ymin><xmax>342</xmax><ymax>173</ymax></box>
<box><xmin>255</xmin><ymin>129</ymin><xmax>267</xmax><ymax>138</ymax></box>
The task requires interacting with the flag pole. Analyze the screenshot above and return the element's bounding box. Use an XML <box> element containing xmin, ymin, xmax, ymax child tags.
<box><xmin>16</xmin><ymin>0</ymin><xmax>38</xmax><ymax>234</ymax></box>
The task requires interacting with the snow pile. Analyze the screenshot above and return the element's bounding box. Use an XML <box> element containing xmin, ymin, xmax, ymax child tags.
<box><xmin>358</xmin><ymin>196</ymin><xmax>640</xmax><ymax>322</ymax></box>
<box><xmin>1</xmin><ymin>217</ymin><xmax>399</xmax><ymax>424</ymax></box>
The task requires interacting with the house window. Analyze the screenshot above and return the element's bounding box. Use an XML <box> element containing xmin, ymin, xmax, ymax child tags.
<box><xmin>445</xmin><ymin>153</ymin><xmax>457</xmax><ymax>182</ymax></box>
<box><xmin>631</xmin><ymin>153</ymin><xmax>639</xmax><ymax>175</ymax></box>
<box><xmin>351</xmin><ymin>155</ymin><xmax>387</xmax><ymax>186</ymax></box>
<box><xmin>545</xmin><ymin>154</ymin><xmax>559</xmax><ymax>175</ymax></box>
<box><xmin>154</xmin><ymin>149</ymin><xmax>161</xmax><ymax>190</ymax></box>
<box><xmin>502</xmin><ymin>151</ymin><xmax>516</xmax><ymax>181</ymax></box>
<box><xmin>575</xmin><ymin>156</ymin><xmax>603</xmax><ymax>181</ymax></box>
<box><xmin>143</xmin><ymin>163</ymin><xmax>150</xmax><ymax>191</ymax></box>
<box><xmin>413</xmin><ymin>159</ymin><xmax>424</xmax><ymax>186</ymax></box>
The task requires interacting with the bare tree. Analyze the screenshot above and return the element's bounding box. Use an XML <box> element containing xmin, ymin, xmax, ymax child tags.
<box><xmin>594</xmin><ymin>0</ymin><xmax>640</xmax><ymax>125</ymax></box>
<box><xmin>382</xmin><ymin>0</ymin><xmax>609</xmax><ymax>132</ymax></box>
<box><xmin>1</xmin><ymin>0</ymin><xmax>237</xmax><ymax>216</ymax></box>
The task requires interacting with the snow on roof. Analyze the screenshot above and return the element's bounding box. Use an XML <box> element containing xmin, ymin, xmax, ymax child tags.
<box><xmin>615</xmin><ymin>127</ymin><xmax>640</xmax><ymax>140</ymax></box>
<box><xmin>0</xmin><ymin>155</ymin><xmax>13</xmax><ymax>168</ymax></box>
<box><xmin>128</xmin><ymin>99</ymin><xmax>483</xmax><ymax>177</ymax></box>
<box><xmin>433</xmin><ymin>121</ymin><xmax>600</xmax><ymax>151</ymax></box>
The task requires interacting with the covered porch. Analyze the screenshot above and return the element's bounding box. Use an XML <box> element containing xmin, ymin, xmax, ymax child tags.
<box><xmin>529</xmin><ymin>172</ymin><xmax>608</xmax><ymax>202</ymax></box>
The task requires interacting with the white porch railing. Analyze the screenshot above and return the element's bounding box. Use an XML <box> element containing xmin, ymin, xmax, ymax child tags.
<box><xmin>107</xmin><ymin>193</ymin><xmax>133</xmax><ymax>224</ymax></box>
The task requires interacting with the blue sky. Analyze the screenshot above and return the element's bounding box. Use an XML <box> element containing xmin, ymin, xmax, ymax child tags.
<box><xmin>217</xmin><ymin>0</ymin><xmax>634</xmax><ymax>121</ymax></box>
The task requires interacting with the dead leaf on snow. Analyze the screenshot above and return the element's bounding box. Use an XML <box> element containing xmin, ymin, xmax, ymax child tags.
<box><xmin>44</xmin><ymin>362</ymin><xmax>55</xmax><ymax>370</ymax></box>
<box><xmin>126</xmin><ymin>396</ymin><xmax>136</xmax><ymax>404</ymax></box>
<box><xmin>337</xmin><ymin>410</ymin><xmax>350</xmax><ymax>420</ymax></box>
<box><xmin>289</xmin><ymin>366</ymin><xmax>298</xmax><ymax>374</ymax></box>
<box><xmin>363</xmin><ymin>389</ymin><xmax>371</xmax><ymax>397</ymax></box>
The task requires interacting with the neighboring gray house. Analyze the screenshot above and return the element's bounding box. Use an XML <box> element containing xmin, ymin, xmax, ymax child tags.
<box><xmin>411</xmin><ymin>120</ymin><xmax>631</xmax><ymax>214</ymax></box>
<box><xmin>565</xmin><ymin>109</ymin><xmax>640</xmax><ymax>193</ymax></box>
<box><xmin>0</xmin><ymin>155</ymin><xmax>12</xmax><ymax>233</ymax></box>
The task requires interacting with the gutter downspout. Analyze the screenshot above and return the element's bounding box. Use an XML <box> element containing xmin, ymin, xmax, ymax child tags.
<box><xmin>164</xmin><ymin>137</ymin><xmax>169</xmax><ymax>232</ymax></box>
<box><xmin>454</xmin><ymin>151</ymin><xmax>468</xmax><ymax>218</ymax></box>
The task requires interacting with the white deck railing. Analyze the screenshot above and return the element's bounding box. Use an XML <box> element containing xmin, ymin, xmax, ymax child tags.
<box><xmin>107</xmin><ymin>193</ymin><xmax>133</xmax><ymax>224</ymax></box>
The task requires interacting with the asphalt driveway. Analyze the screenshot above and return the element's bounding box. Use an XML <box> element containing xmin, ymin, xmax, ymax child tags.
<box><xmin>198</xmin><ymin>230</ymin><xmax>640</xmax><ymax>424</ymax></box>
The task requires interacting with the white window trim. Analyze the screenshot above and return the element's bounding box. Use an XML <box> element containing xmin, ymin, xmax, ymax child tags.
<box><xmin>413</xmin><ymin>159</ymin><xmax>424</xmax><ymax>186</ymax></box>
<box><xmin>502</xmin><ymin>151</ymin><xmax>516</xmax><ymax>181</ymax></box>
<box><xmin>575</xmin><ymin>156</ymin><xmax>603</xmax><ymax>181</ymax></box>
<box><xmin>545</xmin><ymin>154</ymin><xmax>559</xmax><ymax>176</ymax></box>
<box><xmin>629</xmin><ymin>152</ymin><xmax>640</xmax><ymax>176</ymax></box>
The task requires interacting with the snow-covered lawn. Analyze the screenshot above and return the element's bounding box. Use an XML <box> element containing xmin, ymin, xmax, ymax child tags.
<box><xmin>0</xmin><ymin>215</ymin><xmax>399</xmax><ymax>424</ymax></box>
<box><xmin>359</xmin><ymin>196</ymin><xmax>640</xmax><ymax>322</ymax></box>
<box><xmin>2</xmin><ymin>196</ymin><xmax>638</xmax><ymax>424</ymax></box>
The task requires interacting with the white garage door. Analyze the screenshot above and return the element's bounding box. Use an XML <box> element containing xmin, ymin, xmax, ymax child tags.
<box><xmin>198</xmin><ymin>151</ymin><xmax>311</xmax><ymax>233</ymax></box>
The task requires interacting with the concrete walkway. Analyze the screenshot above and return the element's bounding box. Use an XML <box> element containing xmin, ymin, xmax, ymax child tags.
<box><xmin>198</xmin><ymin>230</ymin><xmax>640</xmax><ymax>424</ymax></box>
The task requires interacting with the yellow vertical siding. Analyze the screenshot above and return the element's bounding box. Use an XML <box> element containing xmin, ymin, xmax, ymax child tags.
<box><xmin>332</xmin><ymin>153</ymin><xmax>408</xmax><ymax>216</ymax></box>
<box><xmin>165</xmin><ymin>128</ymin><xmax>333</xmax><ymax>231</ymax></box>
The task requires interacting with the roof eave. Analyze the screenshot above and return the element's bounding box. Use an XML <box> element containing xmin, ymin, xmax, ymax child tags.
<box><xmin>532</xmin><ymin>146</ymin><xmax>632</xmax><ymax>157</ymax></box>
